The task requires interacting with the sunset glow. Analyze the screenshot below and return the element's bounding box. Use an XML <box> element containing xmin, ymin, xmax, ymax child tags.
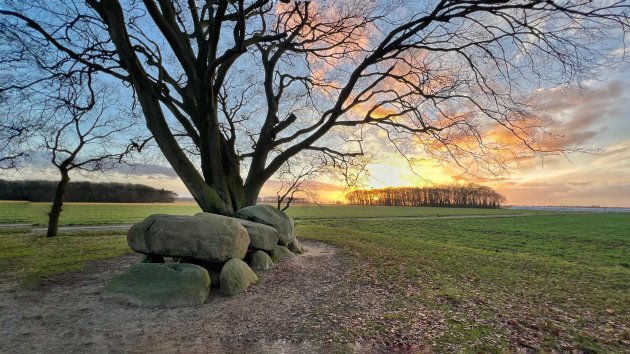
<box><xmin>1</xmin><ymin>0</ymin><xmax>628</xmax><ymax>209</ymax></box>
<box><xmin>11</xmin><ymin>78</ymin><xmax>628</xmax><ymax>208</ymax></box>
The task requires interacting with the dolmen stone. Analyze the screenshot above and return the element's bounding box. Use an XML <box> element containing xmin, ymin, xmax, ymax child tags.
<box><xmin>248</xmin><ymin>250</ymin><xmax>274</xmax><ymax>271</ymax></box>
<box><xmin>103</xmin><ymin>263</ymin><xmax>210</xmax><ymax>307</ymax></box>
<box><xmin>270</xmin><ymin>245</ymin><xmax>296</xmax><ymax>262</ymax></box>
<box><xmin>235</xmin><ymin>204</ymin><xmax>295</xmax><ymax>245</ymax></box>
<box><xmin>220</xmin><ymin>259</ymin><xmax>258</xmax><ymax>296</ymax></box>
<box><xmin>127</xmin><ymin>213</ymin><xmax>249</xmax><ymax>262</ymax></box>
<box><xmin>235</xmin><ymin>219</ymin><xmax>279</xmax><ymax>251</ymax></box>
<box><xmin>287</xmin><ymin>238</ymin><xmax>305</xmax><ymax>254</ymax></box>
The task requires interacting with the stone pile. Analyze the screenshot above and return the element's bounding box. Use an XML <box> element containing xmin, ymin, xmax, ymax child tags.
<box><xmin>102</xmin><ymin>204</ymin><xmax>304</xmax><ymax>307</ymax></box>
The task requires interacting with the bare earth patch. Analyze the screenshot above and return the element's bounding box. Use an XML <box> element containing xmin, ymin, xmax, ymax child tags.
<box><xmin>0</xmin><ymin>240</ymin><xmax>426</xmax><ymax>353</ymax></box>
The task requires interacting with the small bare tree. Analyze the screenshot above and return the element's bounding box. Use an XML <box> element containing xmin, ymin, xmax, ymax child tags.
<box><xmin>275</xmin><ymin>141</ymin><xmax>371</xmax><ymax>210</ymax></box>
<box><xmin>275</xmin><ymin>159</ymin><xmax>322</xmax><ymax>211</ymax></box>
<box><xmin>40</xmin><ymin>83</ymin><xmax>143</xmax><ymax>236</ymax></box>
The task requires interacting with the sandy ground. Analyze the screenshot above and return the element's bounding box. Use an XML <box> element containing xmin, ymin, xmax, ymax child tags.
<box><xmin>0</xmin><ymin>240</ymin><xmax>417</xmax><ymax>354</ymax></box>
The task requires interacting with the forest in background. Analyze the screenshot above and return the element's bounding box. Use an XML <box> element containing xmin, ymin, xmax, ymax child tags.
<box><xmin>346</xmin><ymin>184</ymin><xmax>506</xmax><ymax>208</ymax></box>
<box><xmin>0</xmin><ymin>180</ymin><xmax>177</xmax><ymax>203</ymax></box>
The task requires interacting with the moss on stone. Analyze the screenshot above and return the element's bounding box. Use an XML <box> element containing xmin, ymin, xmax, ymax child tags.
<box><xmin>219</xmin><ymin>258</ymin><xmax>258</xmax><ymax>296</ymax></box>
<box><xmin>103</xmin><ymin>263</ymin><xmax>210</xmax><ymax>307</ymax></box>
<box><xmin>270</xmin><ymin>245</ymin><xmax>295</xmax><ymax>263</ymax></box>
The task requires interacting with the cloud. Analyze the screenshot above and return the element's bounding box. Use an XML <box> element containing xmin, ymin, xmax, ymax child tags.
<box><xmin>114</xmin><ymin>164</ymin><xmax>179</xmax><ymax>179</ymax></box>
<box><xmin>491</xmin><ymin>141</ymin><xmax>630</xmax><ymax>207</ymax></box>
<box><xmin>535</xmin><ymin>81</ymin><xmax>623</xmax><ymax>149</ymax></box>
<box><xmin>497</xmin><ymin>181</ymin><xmax>630</xmax><ymax>207</ymax></box>
<box><xmin>449</xmin><ymin>174</ymin><xmax>497</xmax><ymax>184</ymax></box>
<box><xmin>593</xmin><ymin>140</ymin><xmax>630</xmax><ymax>165</ymax></box>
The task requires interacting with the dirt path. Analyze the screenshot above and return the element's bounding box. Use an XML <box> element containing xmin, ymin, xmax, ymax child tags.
<box><xmin>0</xmin><ymin>223</ymin><xmax>31</xmax><ymax>228</ymax></box>
<box><xmin>0</xmin><ymin>240</ymin><xmax>410</xmax><ymax>353</ymax></box>
<box><xmin>30</xmin><ymin>224</ymin><xmax>131</xmax><ymax>233</ymax></box>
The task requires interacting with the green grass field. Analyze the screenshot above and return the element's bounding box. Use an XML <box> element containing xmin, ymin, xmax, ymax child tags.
<box><xmin>0</xmin><ymin>201</ymin><xmax>203</xmax><ymax>226</ymax></box>
<box><xmin>0</xmin><ymin>202</ymin><xmax>627</xmax><ymax>351</ymax></box>
<box><xmin>300</xmin><ymin>213</ymin><xmax>630</xmax><ymax>352</ymax></box>
<box><xmin>0</xmin><ymin>230</ymin><xmax>130</xmax><ymax>289</ymax></box>
<box><xmin>0</xmin><ymin>201</ymin><xmax>539</xmax><ymax>226</ymax></box>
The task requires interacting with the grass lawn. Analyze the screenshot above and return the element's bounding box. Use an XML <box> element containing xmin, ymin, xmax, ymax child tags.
<box><xmin>0</xmin><ymin>201</ymin><xmax>539</xmax><ymax>226</ymax></box>
<box><xmin>0</xmin><ymin>229</ymin><xmax>130</xmax><ymax>289</ymax></box>
<box><xmin>298</xmin><ymin>213</ymin><xmax>630</xmax><ymax>352</ymax></box>
<box><xmin>0</xmin><ymin>201</ymin><xmax>203</xmax><ymax>226</ymax></box>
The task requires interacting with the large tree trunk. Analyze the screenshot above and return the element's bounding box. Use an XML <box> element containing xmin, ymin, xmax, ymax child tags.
<box><xmin>47</xmin><ymin>169</ymin><xmax>69</xmax><ymax>237</ymax></box>
<box><xmin>93</xmin><ymin>1</ymin><xmax>279</xmax><ymax>214</ymax></box>
<box><xmin>97</xmin><ymin>0</ymin><xmax>234</xmax><ymax>215</ymax></box>
<box><xmin>141</xmin><ymin>90</ymin><xmax>231</xmax><ymax>214</ymax></box>
<box><xmin>243</xmin><ymin>179</ymin><xmax>265</xmax><ymax>208</ymax></box>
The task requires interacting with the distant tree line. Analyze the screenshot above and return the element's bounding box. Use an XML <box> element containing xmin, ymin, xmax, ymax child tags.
<box><xmin>0</xmin><ymin>180</ymin><xmax>176</xmax><ymax>203</ymax></box>
<box><xmin>346</xmin><ymin>184</ymin><xmax>507</xmax><ymax>209</ymax></box>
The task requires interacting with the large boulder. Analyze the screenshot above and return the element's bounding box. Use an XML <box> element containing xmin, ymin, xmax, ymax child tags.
<box><xmin>235</xmin><ymin>219</ymin><xmax>280</xmax><ymax>251</ymax></box>
<box><xmin>220</xmin><ymin>259</ymin><xmax>258</xmax><ymax>296</ymax></box>
<box><xmin>235</xmin><ymin>205</ymin><xmax>295</xmax><ymax>245</ymax></box>
<box><xmin>127</xmin><ymin>213</ymin><xmax>249</xmax><ymax>262</ymax></box>
<box><xmin>269</xmin><ymin>245</ymin><xmax>296</xmax><ymax>262</ymax></box>
<box><xmin>102</xmin><ymin>263</ymin><xmax>210</xmax><ymax>307</ymax></box>
<box><xmin>248</xmin><ymin>250</ymin><xmax>274</xmax><ymax>271</ymax></box>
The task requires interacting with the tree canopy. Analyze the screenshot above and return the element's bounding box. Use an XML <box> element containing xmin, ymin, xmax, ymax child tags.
<box><xmin>1</xmin><ymin>0</ymin><xmax>628</xmax><ymax>215</ymax></box>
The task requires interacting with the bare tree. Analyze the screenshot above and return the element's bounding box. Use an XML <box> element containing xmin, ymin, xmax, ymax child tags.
<box><xmin>274</xmin><ymin>158</ymin><xmax>322</xmax><ymax>211</ymax></box>
<box><xmin>0</xmin><ymin>122</ymin><xmax>27</xmax><ymax>169</ymax></box>
<box><xmin>0</xmin><ymin>93</ymin><xmax>37</xmax><ymax>169</ymax></box>
<box><xmin>39</xmin><ymin>83</ymin><xmax>142</xmax><ymax>236</ymax></box>
<box><xmin>274</xmin><ymin>144</ymin><xmax>370</xmax><ymax>210</ymax></box>
<box><xmin>1</xmin><ymin>1</ymin><xmax>628</xmax><ymax>216</ymax></box>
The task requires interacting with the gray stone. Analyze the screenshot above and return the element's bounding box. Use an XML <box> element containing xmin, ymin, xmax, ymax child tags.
<box><xmin>127</xmin><ymin>213</ymin><xmax>250</xmax><ymax>262</ymax></box>
<box><xmin>248</xmin><ymin>250</ymin><xmax>274</xmax><ymax>271</ymax></box>
<box><xmin>235</xmin><ymin>219</ymin><xmax>280</xmax><ymax>251</ymax></box>
<box><xmin>220</xmin><ymin>259</ymin><xmax>258</xmax><ymax>296</ymax></box>
<box><xmin>270</xmin><ymin>245</ymin><xmax>295</xmax><ymax>262</ymax></box>
<box><xmin>235</xmin><ymin>205</ymin><xmax>295</xmax><ymax>245</ymax></box>
<box><xmin>102</xmin><ymin>263</ymin><xmax>210</xmax><ymax>307</ymax></box>
<box><xmin>287</xmin><ymin>238</ymin><xmax>305</xmax><ymax>254</ymax></box>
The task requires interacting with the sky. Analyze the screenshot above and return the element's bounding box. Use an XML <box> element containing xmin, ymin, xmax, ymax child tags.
<box><xmin>2</xmin><ymin>1</ymin><xmax>630</xmax><ymax>207</ymax></box>
<box><xmin>7</xmin><ymin>73</ymin><xmax>629</xmax><ymax>209</ymax></box>
<box><xmin>3</xmin><ymin>71</ymin><xmax>629</xmax><ymax>207</ymax></box>
<box><xmin>134</xmin><ymin>73</ymin><xmax>630</xmax><ymax>207</ymax></box>
<box><xmin>339</xmin><ymin>72</ymin><xmax>630</xmax><ymax>207</ymax></box>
